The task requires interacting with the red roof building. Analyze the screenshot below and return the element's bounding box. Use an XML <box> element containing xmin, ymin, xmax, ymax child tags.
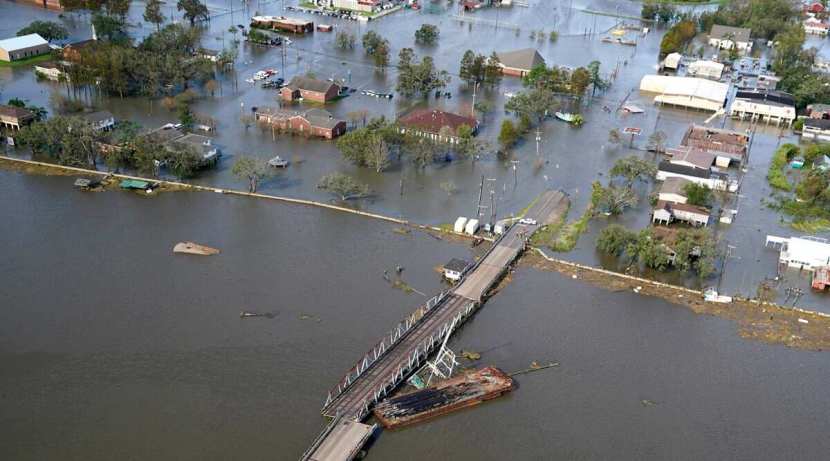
<box><xmin>397</xmin><ymin>109</ymin><xmax>477</xmax><ymax>144</ymax></box>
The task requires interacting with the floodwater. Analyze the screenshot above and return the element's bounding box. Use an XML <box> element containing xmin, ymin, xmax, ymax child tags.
<box><xmin>1</xmin><ymin>0</ymin><xmax>827</xmax><ymax>309</ymax></box>
<box><xmin>2</xmin><ymin>171</ymin><xmax>830</xmax><ymax>460</ymax></box>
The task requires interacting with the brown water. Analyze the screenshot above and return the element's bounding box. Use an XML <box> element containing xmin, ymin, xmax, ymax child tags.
<box><xmin>1</xmin><ymin>171</ymin><xmax>829</xmax><ymax>461</ymax></box>
<box><xmin>1</xmin><ymin>0</ymin><xmax>827</xmax><ymax>309</ymax></box>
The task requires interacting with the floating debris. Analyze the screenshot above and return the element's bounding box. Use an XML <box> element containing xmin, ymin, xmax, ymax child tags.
<box><xmin>373</xmin><ymin>367</ymin><xmax>514</xmax><ymax>429</ymax></box>
<box><xmin>640</xmin><ymin>399</ymin><xmax>658</xmax><ymax>407</ymax></box>
<box><xmin>173</xmin><ymin>241</ymin><xmax>220</xmax><ymax>256</ymax></box>
<box><xmin>461</xmin><ymin>350</ymin><xmax>481</xmax><ymax>361</ymax></box>
<box><xmin>240</xmin><ymin>311</ymin><xmax>276</xmax><ymax>319</ymax></box>
<box><xmin>393</xmin><ymin>227</ymin><xmax>411</xmax><ymax>235</ymax></box>
<box><xmin>508</xmin><ymin>361</ymin><xmax>559</xmax><ymax>377</ymax></box>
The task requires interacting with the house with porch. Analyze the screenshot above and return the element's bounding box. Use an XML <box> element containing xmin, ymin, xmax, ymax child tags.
<box><xmin>652</xmin><ymin>200</ymin><xmax>711</xmax><ymax>227</ymax></box>
<box><xmin>708</xmin><ymin>25</ymin><xmax>752</xmax><ymax>53</ymax></box>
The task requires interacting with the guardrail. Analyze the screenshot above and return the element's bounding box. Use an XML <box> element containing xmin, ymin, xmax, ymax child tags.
<box><xmin>322</xmin><ymin>289</ymin><xmax>451</xmax><ymax>411</ymax></box>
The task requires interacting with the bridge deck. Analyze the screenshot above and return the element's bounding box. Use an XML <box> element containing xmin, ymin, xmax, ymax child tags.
<box><xmin>302</xmin><ymin>190</ymin><xmax>569</xmax><ymax>461</ymax></box>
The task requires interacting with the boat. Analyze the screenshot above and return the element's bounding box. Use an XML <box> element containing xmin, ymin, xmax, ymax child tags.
<box><xmin>173</xmin><ymin>241</ymin><xmax>220</xmax><ymax>256</ymax></box>
<box><xmin>554</xmin><ymin>112</ymin><xmax>576</xmax><ymax>123</ymax></box>
<box><xmin>622</xmin><ymin>104</ymin><xmax>644</xmax><ymax>114</ymax></box>
<box><xmin>373</xmin><ymin>367</ymin><xmax>514</xmax><ymax>429</ymax></box>
<box><xmin>268</xmin><ymin>155</ymin><xmax>289</xmax><ymax>168</ymax></box>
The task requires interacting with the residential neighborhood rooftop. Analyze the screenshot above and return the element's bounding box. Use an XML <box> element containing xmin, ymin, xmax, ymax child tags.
<box><xmin>495</xmin><ymin>48</ymin><xmax>545</xmax><ymax>71</ymax></box>
<box><xmin>398</xmin><ymin>109</ymin><xmax>477</xmax><ymax>134</ymax></box>
<box><xmin>285</xmin><ymin>75</ymin><xmax>339</xmax><ymax>93</ymax></box>
<box><xmin>0</xmin><ymin>33</ymin><xmax>49</xmax><ymax>51</ymax></box>
<box><xmin>709</xmin><ymin>24</ymin><xmax>751</xmax><ymax>42</ymax></box>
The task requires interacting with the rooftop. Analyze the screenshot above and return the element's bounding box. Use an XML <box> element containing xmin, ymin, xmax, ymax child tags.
<box><xmin>655</xmin><ymin>200</ymin><xmax>711</xmax><ymax>217</ymax></box>
<box><xmin>805</xmin><ymin>118</ymin><xmax>830</xmax><ymax>130</ymax></box>
<box><xmin>495</xmin><ymin>48</ymin><xmax>545</xmax><ymax>71</ymax></box>
<box><xmin>709</xmin><ymin>24</ymin><xmax>751</xmax><ymax>42</ymax></box>
<box><xmin>285</xmin><ymin>75</ymin><xmax>339</xmax><ymax>93</ymax></box>
<box><xmin>398</xmin><ymin>109</ymin><xmax>477</xmax><ymax>135</ymax></box>
<box><xmin>659</xmin><ymin>161</ymin><xmax>721</xmax><ymax>180</ymax></box>
<box><xmin>734</xmin><ymin>89</ymin><xmax>795</xmax><ymax>107</ymax></box>
<box><xmin>669</xmin><ymin>148</ymin><xmax>716</xmax><ymax>169</ymax></box>
<box><xmin>682</xmin><ymin>124</ymin><xmax>748</xmax><ymax>157</ymax></box>
<box><xmin>660</xmin><ymin>177</ymin><xmax>693</xmax><ymax>197</ymax></box>
<box><xmin>640</xmin><ymin>75</ymin><xmax>729</xmax><ymax>104</ymax></box>
<box><xmin>443</xmin><ymin>258</ymin><xmax>470</xmax><ymax>272</ymax></box>
<box><xmin>0</xmin><ymin>33</ymin><xmax>49</xmax><ymax>51</ymax></box>
<box><xmin>0</xmin><ymin>104</ymin><xmax>35</xmax><ymax>119</ymax></box>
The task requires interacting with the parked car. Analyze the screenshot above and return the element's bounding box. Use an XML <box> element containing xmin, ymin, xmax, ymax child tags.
<box><xmin>519</xmin><ymin>218</ymin><xmax>537</xmax><ymax>225</ymax></box>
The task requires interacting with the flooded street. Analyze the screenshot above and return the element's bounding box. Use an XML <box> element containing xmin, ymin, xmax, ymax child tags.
<box><xmin>2</xmin><ymin>171</ymin><xmax>830</xmax><ymax>460</ymax></box>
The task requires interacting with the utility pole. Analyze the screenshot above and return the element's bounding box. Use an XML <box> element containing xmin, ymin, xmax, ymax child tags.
<box><xmin>510</xmin><ymin>160</ymin><xmax>519</xmax><ymax>188</ymax></box>
<box><xmin>476</xmin><ymin>174</ymin><xmax>484</xmax><ymax>219</ymax></box>
<box><xmin>535</xmin><ymin>127</ymin><xmax>541</xmax><ymax>158</ymax></box>
<box><xmin>471</xmin><ymin>82</ymin><xmax>479</xmax><ymax>119</ymax></box>
<box><xmin>489</xmin><ymin>189</ymin><xmax>496</xmax><ymax>227</ymax></box>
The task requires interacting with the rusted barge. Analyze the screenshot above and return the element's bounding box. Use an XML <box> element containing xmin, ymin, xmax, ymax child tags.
<box><xmin>372</xmin><ymin>367</ymin><xmax>514</xmax><ymax>429</ymax></box>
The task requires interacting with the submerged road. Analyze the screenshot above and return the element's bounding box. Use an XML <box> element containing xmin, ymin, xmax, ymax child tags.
<box><xmin>304</xmin><ymin>190</ymin><xmax>570</xmax><ymax>461</ymax></box>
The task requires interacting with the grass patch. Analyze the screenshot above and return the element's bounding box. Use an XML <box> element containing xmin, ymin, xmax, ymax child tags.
<box><xmin>529</xmin><ymin>200</ymin><xmax>595</xmax><ymax>252</ymax></box>
<box><xmin>767</xmin><ymin>144</ymin><xmax>797</xmax><ymax>191</ymax></box>
<box><xmin>0</xmin><ymin>54</ymin><xmax>53</xmax><ymax>68</ymax></box>
<box><xmin>791</xmin><ymin>218</ymin><xmax>830</xmax><ymax>233</ymax></box>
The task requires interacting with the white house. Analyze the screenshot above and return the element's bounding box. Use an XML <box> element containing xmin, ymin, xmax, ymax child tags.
<box><xmin>656</xmin><ymin>161</ymin><xmax>735</xmax><ymax>192</ymax></box>
<box><xmin>730</xmin><ymin>89</ymin><xmax>795</xmax><ymax>125</ymax></box>
<box><xmin>652</xmin><ymin>201</ymin><xmax>710</xmax><ymax>227</ymax></box>
<box><xmin>33</xmin><ymin>62</ymin><xmax>64</xmax><ymax>81</ymax></box>
<box><xmin>708</xmin><ymin>25</ymin><xmax>752</xmax><ymax>53</ymax></box>
<box><xmin>663</xmin><ymin>52</ymin><xmax>682</xmax><ymax>70</ymax></box>
<box><xmin>81</xmin><ymin>111</ymin><xmax>115</xmax><ymax>131</ymax></box>
<box><xmin>442</xmin><ymin>258</ymin><xmax>470</xmax><ymax>282</ymax></box>
<box><xmin>802</xmin><ymin>118</ymin><xmax>830</xmax><ymax>142</ymax></box>
<box><xmin>639</xmin><ymin>75</ymin><xmax>728</xmax><ymax>112</ymax></box>
<box><xmin>766</xmin><ymin>235</ymin><xmax>830</xmax><ymax>271</ymax></box>
<box><xmin>804</xmin><ymin>18</ymin><xmax>829</xmax><ymax>36</ymax></box>
<box><xmin>687</xmin><ymin>60</ymin><xmax>724</xmax><ymax>80</ymax></box>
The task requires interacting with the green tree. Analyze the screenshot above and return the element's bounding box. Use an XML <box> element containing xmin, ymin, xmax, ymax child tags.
<box><xmin>414</xmin><ymin>24</ymin><xmax>439</xmax><ymax>45</ymax></box>
<box><xmin>92</xmin><ymin>13</ymin><xmax>128</xmax><ymax>43</ymax></box>
<box><xmin>17</xmin><ymin>21</ymin><xmax>68</xmax><ymax>42</ymax></box>
<box><xmin>177</xmin><ymin>0</ymin><xmax>209</xmax><ymax>27</ymax></box>
<box><xmin>336</xmin><ymin>125</ymin><xmax>391</xmax><ymax>172</ymax></box>
<box><xmin>587</xmin><ymin>60</ymin><xmax>608</xmax><ymax>96</ymax></box>
<box><xmin>166</xmin><ymin>147</ymin><xmax>203</xmax><ymax>179</ymax></box>
<box><xmin>597</xmin><ymin>224</ymin><xmax>637</xmax><ymax>257</ymax></box>
<box><xmin>144</xmin><ymin>0</ymin><xmax>165</xmax><ymax>31</ymax></box>
<box><xmin>595</xmin><ymin>185</ymin><xmax>637</xmax><ymax>215</ymax></box>
<box><xmin>105</xmin><ymin>0</ymin><xmax>131</xmax><ymax>18</ymax></box>
<box><xmin>335</xmin><ymin>31</ymin><xmax>355</xmax><ymax>49</ymax></box>
<box><xmin>659</xmin><ymin>20</ymin><xmax>696</xmax><ymax>57</ymax></box>
<box><xmin>17</xmin><ymin>116</ymin><xmax>100</xmax><ymax>167</ymax></box>
<box><xmin>483</xmin><ymin>51</ymin><xmax>502</xmax><ymax>87</ymax></box>
<box><xmin>232</xmin><ymin>155</ymin><xmax>270</xmax><ymax>193</ymax></box>
<box><xmin>610</xmin><ymin>156</ymin><xmax>657</xmax><ymax>186</ymax></box>
<box><xmin>569</xmin><ymin>67</ymin><xmax>591</xmax><ymax>96</ymax></box>
<box><xmin>505</xmin><ymin>88</ymin><xmax>556</xmax><ymax>123</ymax></box>
<box><xmin>318</xmin><ymin>172</ymin><xmax>371</xmax><ymax>201</ymax></box>
<box><xmin>684</xmin><ymin>182</ymin><xmax>712</xmax><ymax>207</ymax></box>
<box><xmin>498</xmin><ymin>119</ymin><xmax>519</xmax><ymax>149</ymax></box>
<box><xmin>178</xmin><ymin>104</ymin><xmax>195</xmax><ymax>131</ymax></box>
<box><xmin>796</xmin><ymin>170</ymin><xmax>830</xmax><ymax>202</ymax></box>
<box><xmin>396</xmin><ymin>48</ymin><xmax>450</xmax><ymax>98</ymax></box>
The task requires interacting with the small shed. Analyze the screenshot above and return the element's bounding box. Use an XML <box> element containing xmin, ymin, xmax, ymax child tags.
<box><xmin>493</xmin><ymin>219</ymin><xmax>510</xmax><ymax>235</ymax></box>
<box><xmin>120</xmin><ymin>179</ymin><xmax>152</xmax><ymax>191</ymax></box>
<box><xmin>443</xmin><ymin>258</ymin><xmax>470</xmax><ymax>281</ymax></box>
<box><xmin>465</xmin><ymin>219</ymin><xmax>480</xmax><ymax>235</ymax></box>
<box><xmin>453</xmin><ymin>217</ymin><xmax>468</xmax><ymax>233</ymax></box>
<box><xmin>790</xmin><ymin>157</ymin><xmax>805</xmax><ymax>169</ymax></box>
<box><xmin>663</xmin><ymin>52</ymin><xmax>682</xmax><ymax>70</ymax></box>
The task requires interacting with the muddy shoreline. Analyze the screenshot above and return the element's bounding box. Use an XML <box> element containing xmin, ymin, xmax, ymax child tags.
<box><xmin>522</xmin><ymin>250</ymin><xmax>830</xmax><ymax>352</ymax></box>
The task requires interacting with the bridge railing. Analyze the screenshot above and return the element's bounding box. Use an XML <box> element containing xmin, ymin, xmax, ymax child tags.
<box><xmin>351</xmin><ymin>300</ymin><xmax>477</xmax><ymax>421</ymax></box>
<box><xmin>322</xmin><ymin>289</ymin><xmax>451</xmax><ymax>411</ymax></box>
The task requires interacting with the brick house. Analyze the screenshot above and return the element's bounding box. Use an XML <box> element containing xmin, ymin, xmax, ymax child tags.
<box><xmin>397</xmin><ymin>109</ymin><xmax>478</xmax><ymax>144</ymax></box>
<box><xmin>280</xmin><ymin>76</ymin><xmax>341</xmax><ymax>103</ymax></box>
<box><xmin>255</xmin><ymin>107</ymin><xmax>347</xmax><ymax>139</ymax></box>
